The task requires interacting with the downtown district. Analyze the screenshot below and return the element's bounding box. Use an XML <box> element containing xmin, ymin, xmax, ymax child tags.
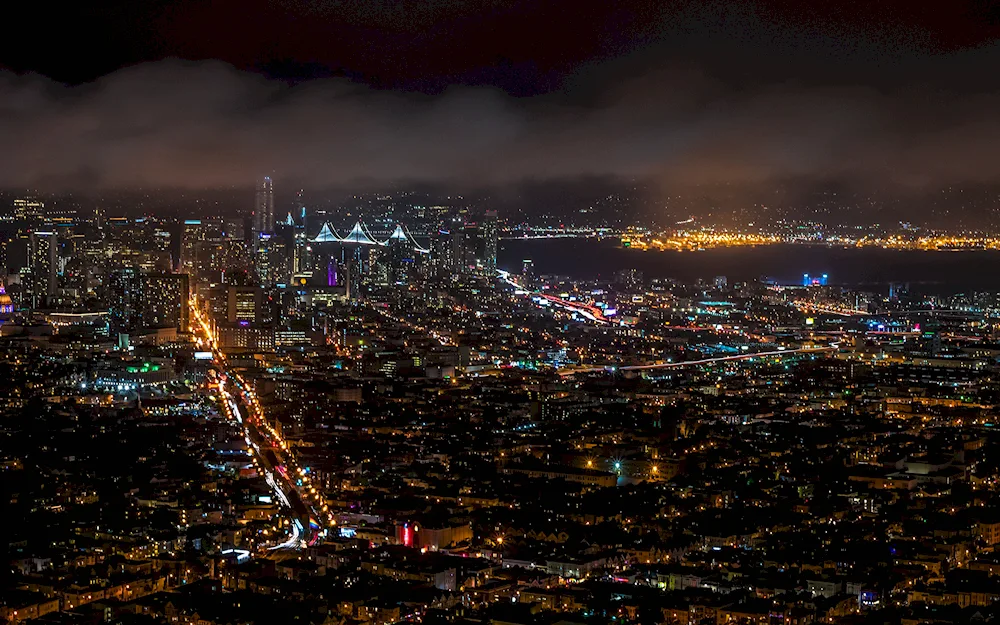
<box><xmin>3</xmin><ymin>183</ymin><xmax>1000</xmax><ymax>625</ymax></box>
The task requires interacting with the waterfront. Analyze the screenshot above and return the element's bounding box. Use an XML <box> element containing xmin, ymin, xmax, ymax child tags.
<box><xmin>500</xmin><ymin>239</ymin><xmax>1000</xmax><ymax>292</ymax></box>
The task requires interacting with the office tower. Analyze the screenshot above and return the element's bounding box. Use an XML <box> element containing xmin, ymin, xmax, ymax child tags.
<box><xmin>481</xmin><ymin>210</ymin><xmax>498</xmax><ymax>271</ymax></box>
<box><xmin>255</xmin><ymin>234</ymin><xmax>272</xmax><ymax>285</ymax></box>
<box><xmin>294</xmin><ymin>189</ymin><xmax>307</xmax><ymax>229</ymax></box>
<box><xmin>253</xmin><ymin>176</ymin><xmax>275</xmax><ymax>240</ymax></box>
<box><xmin>454</xmin><ymin>211</ymin><xmax>498</xmax><ymax>275</ymax></box>
<box><xmin>179</xmin><ymin>220</ymin><xmax>209</xmax><ymax>274</ymax></box>
<box><xmin>27</xmin><ymin>231</ymin><xmax>57</xmax><ymax>308</ymax></box>
<box><xmin>223</xmin><ymin>218</ymin><xmax>245</xmax><ymax>241</ymax></box>
<box><xmin>293</xmin><ymin>230</ymin><xmax>310</xmax><ymax>274</ymax></box>
<box><xmin>107</xmin><ymin>267</ymin><xmax>143</xmax><ymax>334</ymax></box>
<box><xmin>226</xmin><ymin>285</ymin><xmax>263</xmax><ymax>324</ymax></box>
<box><xmin>431</xmin><ymin>228</ymin><xmax>462</xmax><ymax>279</ymax></box>
<box><xmin>714</xmin><ymin>275</ymin><xmax>728</xmax><ymax>290</ymax></box>
<box><xmin>142</xmin><ymin>273</ymin><xmax>190</xmax><ymax>332</ymax></box>
<box><xmin>216</xmin><ymin>323</ymin><xmax>276</xmax><ymax>351</ymax></box>
<box><xmin>255</xmin><ymin>233</ymin><xmax>291</xmax><ymax>286</ymax></box>
<box><xmin>382</xmin><ymin>225</ymin><xmax>416</xmax><ymax>285</ymax></box>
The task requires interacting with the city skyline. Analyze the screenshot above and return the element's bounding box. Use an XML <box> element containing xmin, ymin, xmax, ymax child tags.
<box><xmin>6</xmin><ymin>5</ymin><xmax>1000</xmax><ymax>625</ymax></box>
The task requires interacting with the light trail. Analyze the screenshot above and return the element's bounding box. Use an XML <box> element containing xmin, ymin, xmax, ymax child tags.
<box><xmin>499</xmin><ymin>234</ymin><xmax>599</xmax><ymax>240</ymax></box>
<box><xmin>558</xmin><ymin>343</ymin><xmax>839</xmax><ymax>376</ymax></box>
<box><xmin>191</xmin><ymin>302</ymin><xmax>332</xmax><ymax>553</ymax></box>
<box><xmin>268</xmin><ymin>519</ymin><xmax>302</xmax><ymax>551</ymax></box>
<box><xmin>498</xmin><ymin>270</ymin><xmax>622</xmax><ymax>326</ymax></box>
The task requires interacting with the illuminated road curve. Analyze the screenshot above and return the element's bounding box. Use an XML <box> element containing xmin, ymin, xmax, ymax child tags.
<box><xmin>497</xmin><ymin>270</ymin><xmax>622</xmax><ymax>325</ymax></box>
<box><xmin>558</xmin><ymin>343</ymin><xmax>839</xmax><ymax>376</ymax></box>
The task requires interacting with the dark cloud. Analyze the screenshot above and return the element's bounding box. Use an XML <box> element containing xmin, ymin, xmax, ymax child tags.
<box><xmin>2</xmin><ymin>43</ymin><xmax>1000</xmax><ymax>192</ymax></box>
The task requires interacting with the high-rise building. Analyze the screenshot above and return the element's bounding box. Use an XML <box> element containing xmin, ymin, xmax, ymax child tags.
<box><xmin>179</xmin><ymin>220</ymin><xmax>209</xmax><ymax>274</ymax></box>
<box><xmin>293</xmin><ymin>231</ymin><xmax>310</xmax><ymax>275</ymax></box>
<box><xmin>226</xmin><ymin>286</ymin><xmax>262</xmax><ymax>324</ymax></box>
<box><xmin>255</xmin><ymin>232</ymin><xmax>291</xmax><ymax>286</ymax></box>
<box><xmin>481</xmin><ymin>210</ymin><xmax>498</xmax><ymax>272</ymax></box>
<box><xmin>456</xmin><ymin>211</ymin><xmax>499</xmax><ymax>275</ymax></box>
<box><xmin>142</xmin><ymin>273</ymin><xmax>190</xmax><ymax>332</ymax></box>
<box><xmin>380</xmin><ymin>225</ymin><xmax>417</xmax><ymax>285</ymax></box>
<box><xmin>107</xmin><ymin>267</ymin><xmax>143</xmax><ymax>334</ymax></box>
<box><xmin>430</xmin><ymin>227</ymin><xmax>463</xmax><ymax>279</ymax></box>
<box><xmin>253</xmin><ymin>176</ymin><xmax>275</xmax><ymax>240</ymax></box>
<box><xmin>294</xmin><ymin>189</ymin><xmax>307</xmax><ymax>229</ymax></box>
<box><xmin>216</xmin><ymin>323</ymin><xmax>275</xmax><ymax>351</ymax></box>
<box><xmin>27</xmin><ymin>231</ymin><xmax>57</xmax><ymax>308</ymax></box>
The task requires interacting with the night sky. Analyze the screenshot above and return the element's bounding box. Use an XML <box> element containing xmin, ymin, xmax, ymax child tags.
<box><xmin>2</xmin><ymin>0</ymin><xmax>1000</xmax><ymax>192</ymax></box>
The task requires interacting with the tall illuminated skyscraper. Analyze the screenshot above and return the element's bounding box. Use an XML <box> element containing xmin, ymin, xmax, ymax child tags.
<box><xmin>253</xmin><ymin>176</ymin><xmax>275</xmax><ymax>239</ymax></box>
<box><xmin>481</xmin><ymin>210</ymin><xmax>498</xmax><ymax>271</ymax></box>
<box><xmin>294</xmin><ymin>188</ymin><xmax>307</xmax><ymax>229</ymax></box>
<box><xmin>27</xmin><ymin>231</ymin><xmax>57</xmax><ymax>309</ymax></box>
<box><xmin>142</xmin><ymin>273</ymin><xmax>190</xmax><ymax>333</ymax></box>
<box><xmin>107</xmin><ymin>267</ymin><xmax>143</xmax><ymax>334</ymax></box>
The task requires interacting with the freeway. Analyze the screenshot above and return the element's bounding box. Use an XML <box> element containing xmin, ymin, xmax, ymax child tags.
<box><xmin>191</xmin><ymin>303</ymin><xmax>333</xmax><ymax>551</ymax></box>
<box><xmin>497</xmin><ymin>269</ymin><xmax>623</xmax><ymax>325</ymax></box>
<box><xmin>557</xmin><ymin>343</ymin><xmax>839</xmax><ymax>377</ymax></box>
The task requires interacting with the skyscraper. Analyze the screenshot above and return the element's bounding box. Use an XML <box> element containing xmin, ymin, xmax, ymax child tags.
<box><xmin>142</xmin><ymin>273</ymin><xmax>190</xmax><ymax>333</ymax></box>
<box><xmin>460</xmin><ymin>211</ymin><xmax>498</xmax><ymax>275</ymax></box>
<box><xmin>226</xmin><ymin>285</ymin><xmax>263</xmax><ymax>324</ymax></box>
<box><xmin>294</xmin><ymin>188</ymin><xmax>307</xmax><ymax>229</ymax></box>
<box><xmin>27</xmin><ymin>231</ymin><xmax>57</xmax><ymax>309</ymax></box>
<box><xmin>481</xmin><ymin>210</ymin><xmax>498</xmax><ymax>272</ymax></box>
<box><xmin>255</xmin><ymin>233</ymin><xmax>291</xmax><ymax>286</ymax></box>
<box><xmin>107</xmin><ymin>267</ymin><xmax>143</xmax><ymax>335</ymax></box>
<box><xmin>430</xmin><ymin>227</ymin><xmax>463</xmax><ymax>279</ymax></box>
<box><xmin>253</xmin><ymin>176</ymin><xmax>275</xmax><ymax>240</ymax></box>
